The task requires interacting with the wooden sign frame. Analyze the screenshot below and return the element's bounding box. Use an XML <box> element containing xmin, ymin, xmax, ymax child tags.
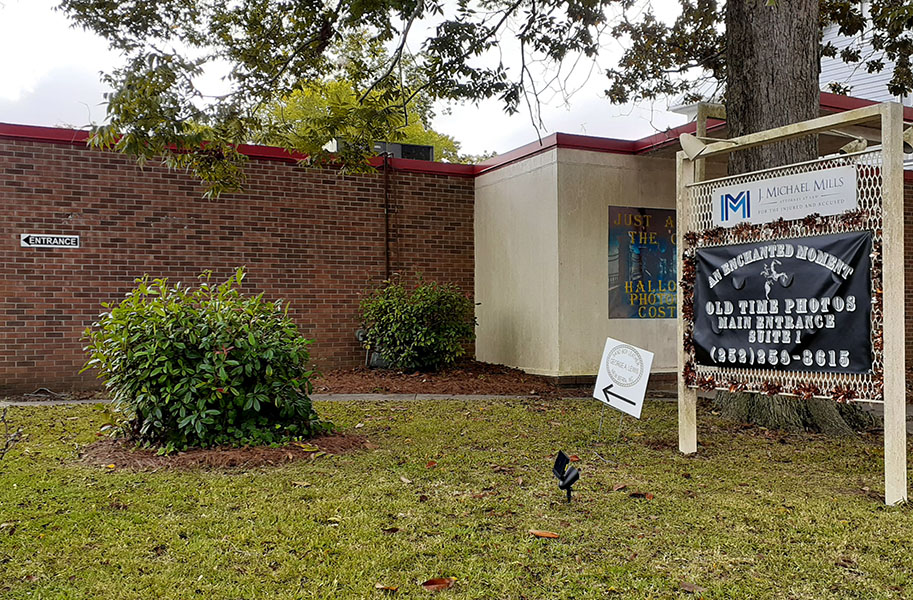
<box><xmin>676</xmin><ymin>102</ymin><xmax>907</xmax><ymax>505</ymax></box>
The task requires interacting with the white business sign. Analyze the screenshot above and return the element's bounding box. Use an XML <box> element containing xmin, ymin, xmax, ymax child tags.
<box><xmin>20</xmin><ymin>234</ymin><xmax>80</xmax><ymax>248</ymax></box>
<box><xmin>593</xmin><ymin>337</ymin><xmax>654</xmax><ymax>419</ymax></box>
<box><xmin>711</xmin><ymin>165</ymin><xmax>857</xmax><ymax>228</ymax></box>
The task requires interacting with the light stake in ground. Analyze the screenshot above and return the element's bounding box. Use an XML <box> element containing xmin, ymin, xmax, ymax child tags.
<box><xmin>552</xmin><ymin>450</ymin><xmax>580</xmax><ymax>503</ymax></box>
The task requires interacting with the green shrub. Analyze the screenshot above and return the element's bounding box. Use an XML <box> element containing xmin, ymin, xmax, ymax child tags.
<box><xmin>359</xmin><ymin>277</ymin><xmax>476</xmax><ymax>370</ymax></box>
<box><xmin>82</xmin><ymin>268</ymin><xmax>330</xmax><ymax>451</ymax></box>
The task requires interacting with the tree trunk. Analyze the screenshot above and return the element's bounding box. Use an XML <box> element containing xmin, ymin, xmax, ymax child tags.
<box><xmin>713</xmin><ymin>391</ymin><xmax>879</xmax><ymax>435</ymax></box>
<box><xmin>725</xmin><ymin>0</ymin><xmax>820</xmax><ymax>175</ymax></box>
<box><xmin>717</xmin><ymin>0</ymin><xmax>877</xmax><ymax>434</ymax></box>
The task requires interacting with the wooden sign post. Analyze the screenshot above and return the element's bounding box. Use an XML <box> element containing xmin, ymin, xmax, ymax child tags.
<box><xmin>676</xmin><ymin>102</ymin><xmax>907</xmax><ymax>505</ymax></box>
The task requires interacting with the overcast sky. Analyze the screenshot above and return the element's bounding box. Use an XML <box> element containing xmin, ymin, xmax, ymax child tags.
<box><xmin>0</xmin><ymin>0</ymin><xmax>689</xmax><ymax>157</ymax></box>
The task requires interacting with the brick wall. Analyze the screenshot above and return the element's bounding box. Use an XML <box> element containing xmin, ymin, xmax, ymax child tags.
<box><xmin>0</xmin><ymin>136</ymin><xmax>474</xmax><ymax>393</ymax></box>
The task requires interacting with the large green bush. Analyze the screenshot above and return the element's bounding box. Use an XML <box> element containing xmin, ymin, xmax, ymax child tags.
<box><xmin>82</xmin><ymin>268</ymin><xmax>330</xmax><ymax>451</ymax></box>
<box><xmin>359</xmin><ymin>278</ymin><xmax>476</xmax><ymax>371</ymax></box>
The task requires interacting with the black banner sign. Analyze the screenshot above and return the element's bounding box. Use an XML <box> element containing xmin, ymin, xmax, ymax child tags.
<box><xmin>693</xmin><ymin>232</ymin><xmax>872</xmax><ymax>373</ymax></box>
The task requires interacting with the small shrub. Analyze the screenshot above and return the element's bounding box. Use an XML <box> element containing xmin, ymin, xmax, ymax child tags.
<box><xmin>82</xmin><ymin>268</ymin><xmax>330</xmax><ymax>450</ymax></box>
<box><xmin>359</xmin><ymin>277</ymin><xmax>476</xmax><ymax>370</ymax></box>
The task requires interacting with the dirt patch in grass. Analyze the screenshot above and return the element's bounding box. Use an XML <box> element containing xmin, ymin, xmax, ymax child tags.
<box><xmin>1</xmin><ymin>388</ymin><xmax>101</xmax><ymax>403</ymax></box>
<box><xmin>79</xmin><ymin>434</ymin><xmax>371</xmax><ymax>470</ymax></box>
<box><xmin>314</xmin><ymin>359</ymin><xmax>591</xmax><ymax>398</ymax></box>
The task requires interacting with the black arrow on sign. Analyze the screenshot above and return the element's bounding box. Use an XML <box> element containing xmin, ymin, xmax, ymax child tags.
<box><xmin>603</xmin><ymin>384</ymin><xmax>636</xmax><ymax>406</ymax></box>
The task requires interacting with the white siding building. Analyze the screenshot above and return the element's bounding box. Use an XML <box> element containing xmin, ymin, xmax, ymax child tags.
<box><xmin>819</xmin><ymin>3</ymin><xmax>912</xmax><ymax>107</ymax></box>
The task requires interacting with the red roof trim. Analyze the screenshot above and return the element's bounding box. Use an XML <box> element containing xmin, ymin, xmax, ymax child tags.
<box><xmin>0</xmin><ymin>122</ymin><xmax>91</xmax><ymax>144</ymax></box>
<box><xmin>236</xmin><ymin>142</ymin><xmax>302</xmax><ymax>162</ymax></box>
<box><xmin>473</xmin><ymin>119</ymin><xmax>731</xmax><ymax>175</ymax></box>
<box><xmin>819</xmin><ymin>91</ymin><xmax>913</xmax><ymax>120</ymax></box>
<box><xmin>368</xmin><ymin>156</ymin><xmax>476</xmax><ymax>176</ymax></box>
<box><xmin>0</xmin><ymin>122</ymin><xmax>476</xmax><ymax>178</ymax></box>
<box><xmin>474</xmin><ymin>133</ymin><xmax>560</xmax><ymax>174</ymax></box>
<box><xmin>474</xmin><ymin>132</ymin><xmax>643</xmax><ymax>175</ymax></box>
<box><xmin>632</xmin><ymin>119</ymin><xmax>727</xmax><ymax>154</ymax></box>
<box><xmin>2</xmin><ymin>92</ymin><xmax>910</xmax><ymax>179</ymax></box>
<box><xmin>476</xmin><ymin>93</ymin><xmax>912</xmax><ymax>174</ymax></box>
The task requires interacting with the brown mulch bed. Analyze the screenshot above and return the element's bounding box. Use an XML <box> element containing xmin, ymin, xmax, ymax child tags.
<box><xmin>313</xmin><ymin>359</ymin><xmax>592</xmax><ymax>398</ymax></box>
<box><xmin>80</xmin><ymin>434</ymin><xmax>371</xmax><ymax>470</ymax></box>
<box><xmin>3</xmin><ymin>361</ymin><xmax>590</xmax><ymax>403</ymax></box>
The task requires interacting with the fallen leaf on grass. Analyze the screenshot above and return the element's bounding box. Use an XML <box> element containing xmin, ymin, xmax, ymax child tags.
<box><xmin>425</xmin><ymin>461</ymin><xmax>437</xmax><ymax>468</ymax></box>
<box><xmin>375</xmin><ymin>583</ymin><xmax>399</xmax><ymax>592</ymax></box>
<box><xmin>421</xmin><ymin>577</ymin><xmax>455</xmax><ymax>591</ymax></box>
<box><xmin>529</xmin><ymin>530</ymin><xmax>560</xmax><ymax>539</ymax></box>
<box><xmin>628</xmin><ymin>491</ymin><xmax>654</xmax><ymax>500</ymax></box>
<box><xmin>835</xmin><ymin>556</ymin><xmax>857</xmax><ymax>569</ymax></box>
<box><xmin>293</xmin><ymin>442</ymin><xmax>319</xmax><ymax>451</ymax></box>
<box><xmin>568</xmin><ymin>455</ymin><xmax>580</xmax><ymax>462</ymax></box>
<box><xmin>105</xmin><ymin>464</ymin><xmax>115</xmax><ymax>469</ymax></box>
<box><xmin>400</xmin><ymin>476</ymin><xmax>412</xmax><ymax>484</ymax></box>
<box><xmin>382</xmin><ymin>527</ymin><xmax>400</xmax><ymax>534</ymax></box>
<box><xmin>291</xmin><ymin>481</ymin><xmax>311</xmax><ymax>488</ymax></box>
<box><xmin>680</xmin><ymin>581</ymin><xmax>706</xmax><ymax>594</ymax></box>
<box><xmin>355</xmin><ymin>423</ymin><xmax>364</xmax><ymax>429</ymax></box>
<box><xmin>612</xmin><ymin>483</ymin><xmax>627</xmax><ymax>492</ymax></box>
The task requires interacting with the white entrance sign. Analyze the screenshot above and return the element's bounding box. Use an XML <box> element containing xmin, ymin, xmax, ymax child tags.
<box><xmin>711</xmin><ymin>165</ymin><xmax>857</xmax><ymax>228</ymax></box>
<box><xmin>20</xmin><ymin>234</ymin><xmax>80</xmax><ymax>248</ymax></box>
<box><xmin>593</xmin><ymin>337</ymin><xmax>654</xmax><ymax>419</ymax></box>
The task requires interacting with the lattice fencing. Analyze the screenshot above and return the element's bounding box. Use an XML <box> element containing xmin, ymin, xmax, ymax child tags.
<box><xmin>681</xmin><ymin>150</ymin><xmax>884</xmax><ymax>403</ymax></box>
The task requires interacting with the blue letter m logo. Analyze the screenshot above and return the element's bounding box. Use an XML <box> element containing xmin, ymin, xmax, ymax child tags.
<box><xmin>721</xmin><ymin>191</ymin><xmax>750</xmax><ymax>221</ymax></box>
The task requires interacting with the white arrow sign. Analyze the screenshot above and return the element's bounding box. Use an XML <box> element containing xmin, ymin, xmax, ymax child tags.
<box><xmin>593</xmin><ymin>337</ymin><xmax>654</xmax><ymax>419</ymax></box>
<box><xmin>20</xmin><ymin>233</ymin><xmax>80</xmax><ymax>248</ymax></box>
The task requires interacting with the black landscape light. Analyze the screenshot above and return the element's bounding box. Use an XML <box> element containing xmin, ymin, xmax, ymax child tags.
<box><xmin>552</xmin><ymin>451</ymin><xmax>580</xmax><ymax>503</ymax></box>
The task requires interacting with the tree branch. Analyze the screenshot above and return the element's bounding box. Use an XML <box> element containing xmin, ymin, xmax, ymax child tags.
<box><xmin>0</xmin><ymin>408</ymin><xmax>22</xmax><ymax>462</ymax></box>
<box><xmin>402</xmin><ymin>0</ymin><xmax>526</xmax><ymax>107</ymax></box>
<box><xmin>358</xmin><ymin>0</ymin><xmax>425</xmax><ymax>103</ymax></box>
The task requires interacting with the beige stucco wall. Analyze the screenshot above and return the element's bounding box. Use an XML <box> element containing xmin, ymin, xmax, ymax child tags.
<box><xmin>555</xmin><ymin>149</ymin><xmax>678</xmax><ymax>374</ymax></box>
<box><xmin>474</xmin><ymin>145</ymin><xmax>726</xmax><ymax>377</ymax></box>
<box><xmin>474</xmin><ymin>149</ymin><xmax>560</xmax><ymax>375</ymax></box>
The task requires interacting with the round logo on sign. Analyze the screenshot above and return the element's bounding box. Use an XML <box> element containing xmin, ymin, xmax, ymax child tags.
<box><xmin>605</xmin><ymin>345</ymin><xmax>644</xmax><ymax>388</ymax></box>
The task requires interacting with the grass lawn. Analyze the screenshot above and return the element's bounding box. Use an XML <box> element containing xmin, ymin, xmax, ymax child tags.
<box><xmin>1</xmin><ymin>398</ymin><xmax>912</xmax><ymax>599</ymax></box>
